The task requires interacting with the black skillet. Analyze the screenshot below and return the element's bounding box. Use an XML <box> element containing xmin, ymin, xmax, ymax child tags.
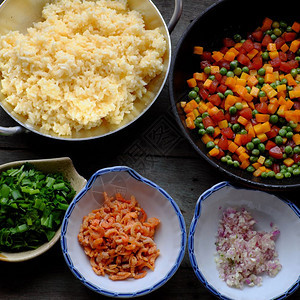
<box><xmin>169</xmin><ymin>0</ymin><xmax>300</xmax><ymax>191</ymax></box>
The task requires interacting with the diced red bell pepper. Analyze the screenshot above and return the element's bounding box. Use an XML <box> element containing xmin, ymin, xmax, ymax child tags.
<box><xmin>202</xmin><ymin>116</ymin><xmax>216</xmax><ymax>128</ymax></box>
<box><xmin>207</xmin><ymin>93</ymin><xmax>221</xmax><ymax>106</ymax></box>
<box><xmin>282</xmin><ymin>32</ymin><xmax>297</xmax><ymax>42</ymax></box>
<box><xmin>252</xmin><ymin>30</ymin><xmax>263</xmax><ymax>42</ymax></box>
<box><xmin>221</xmin><ymin>127</ymin><xmax>234</xmax><ymax>139</ymax></box>
<box><xmin>266</xmin><ymin>125</ymin><xmax>280</xmax><ymax>139</ymax></box>
<box><xmin>270</xmin><ymin>57</ymin><xmax>281</xmax><ymax>68</ymax></box>
<box><xmin>208</xmin><ymin>80</ymin><xmax>219</xmax><ymax>94</ymax></box>
<box><xmin>250</xmin><ymin>55</ymin><xmax>263</xmax><ymax>70</ymax></box>
<box><xmin>199</xmin><ymin>88</ymin><xmax>209</xmax><ymax>100</ymax></box>
<box><xmin>237</xmin><ymin>53</ymin><xmax>251</xmax><ymax>66</ymax></box>
<box><xmin>279</xmin><ymin>60</ymin><xmax>299</xmax><ymax>73</ymax></box>
<box><xmin>253</xmin><ymin>42</ymin><xmax>262</xmax><ymax>51</ymax></box>
<box><xmin>269</xmin><ymin>146</ymin><xmax>283</xmax><ymax>159</ymax></box>
<box><xmin>217</xmin><ymin>59</ymin><xmax>230</xmax><ymax>70</ymax></box>
<box><xmin>275</xmin><ymin>37</ymin><xmax>285</xmax><ymax>50</ymax></box>
<box><xmin>200</xmin><ymin>60</ymin><xmax>211</xmax><ymax>70</ymax></box>
<box><xmin>239</xmin><ymin>107</ymin><xmax>252</xmax><ymax>120</ymax></box>
<box><xmin>261</xmin><ymin>35</ymin><xmax>273</xmax><ymax>47</ymax></box>
<box><xmin>211</xmin><ymin>109</ymin><xmax>225</xmax><ymax>122</ymax></box>
<box><xmin>242</xmin><ymin>39</ymin><xmax>254</xmax><ymax>52</ymax></box>
<box><xmin>217</xmin><ymin>84</ymin><xmax>227</xmax><ymax>94</ymax></box>
<box><xmin>265</xmin><ymin>140</ymin><xmax>276</xmax><ymax>150</ymax></box>
<box><xmin>272</xmin><ymin>163</ymin><xmax>280</xmax><ymax>174</ymax></box>
<box><xmin>293</xmin><ymin>154</ymin><xmax>300</xmax><ymax>163</ymax></box>
<box><xmin>201</xmin><ymin>51</ymin><xmax>212</xmax><ymax>61</ymax></box>
<box><xmin>255</xmin><ymin>102</ymin><xmax>268</xmax><ymax>113</ymax></box>
<box><xmin>218</xmin><ymin>135</ymin><xmax>229</xmax><ymax>150</ymax></box>
<box><xmin>223</xmin><ymin>37</ymin><xmax>235</xmax><ymax>47</ymax></box>
<box><xmin>279</xmin><ymin>51</ymin><xmax>287</xmax><ymax>62</ymax></box>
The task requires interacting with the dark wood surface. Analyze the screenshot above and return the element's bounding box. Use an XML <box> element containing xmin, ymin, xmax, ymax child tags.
<box><xmin>0</xmin><ymin>0</ymin><xmax>299</xmax><ymax>299</ymax></box>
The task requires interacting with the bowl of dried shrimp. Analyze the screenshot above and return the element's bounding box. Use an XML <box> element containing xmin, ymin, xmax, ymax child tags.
<box><xmin>61</xmin><ymin>166</ymin><xmax>186</xmax><ymax>298</ymax></box>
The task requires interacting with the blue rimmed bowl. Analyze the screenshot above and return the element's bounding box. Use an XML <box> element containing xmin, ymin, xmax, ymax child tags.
<box><xmin>188</xmin><ymin>182</ymin><xmax>300</xmax><ymax>300</ymax></box>
<box><xmin>61</xmin><ymin>166</ymin><xmax>186</xmax><ymax>298</ymax></box>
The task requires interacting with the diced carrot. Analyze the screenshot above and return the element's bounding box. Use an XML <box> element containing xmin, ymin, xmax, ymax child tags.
<box><xmin>184</xmin><ymin>100</ymin><xmax>198</xmax><ymax>113</ymax></box>
<box><xmin>276</xmin><ymin>84</ymin><xmax>286</xmax><ymax>92</ymax></box>
<box><xmin>240</xmin><ymin>160</ymin><xmax>250</xmax><ymax>169</ymax></box>
<box><xmin>247</xmin><ymin>75</ymin><xmax>259</xmax><ymax>87</ymax></box>
<box><xmin>265</xmin><ymin>65</ymin><xmax>273</xmax><ymax>74</ymax></box>
<box><xmin>209</xmin><ymin>147</ymin><xmax>220</xmax><ymax>157</ymax></box>
<box><xmin>225</xmin><ymin>76</ymin><xmax>237</xmax><ymax>89</ymax></box>
<box><xmin>193</xmin><ymin>72</ymin><xmax>207</xmax><ymax>81</ymax></box>
<box><xmin>193</xmin><ymin>46</ymin><xmax>203</xmax><ymax>55</ymax></box>
<box><xmin>283</xmin><ymin>157</ymin><xmax>294</xmax><ymax>167</ymax></box>
<box><xmin>257</xmin><ymin>155</ymin><xmax>266</xmax><ymax>165</ymax></box>
<box><xmin>253</xmin><ymin>168</ymin><xmax>263</xmax><ymax>177</ymax></box>
<box><xmin>280</xmin><ymin>43</ymin><xmax>289</xmax><ymax>52</ymax></box>
<box><xmin>203</xmin><ymin>79</ymin><xmax>213</xmax><ymax>88</ymax></box>
<box><xmin>186</xmin><ymin>111</ymin><xmax>196</xmax><ymax>120</ymax></box>
<box><xmin>236</xmin><ymin>78</ymin><xmax>246</xmax><ymax>86</ymax></box>
<box><xmin>235</xmin><ymin>146</ymin><xmax>246</xmax><ymax>156</ymax></box>
<box><xmin>187</xmin><ymin>78</ymin><xmax>197</xmax><ymax>88</ymax></box>
<box><xmin>210</xmin><ymin>66</ymin><xmax>220</xmax><ymax>74</ymax></box>
<box><xmin>290</xmin><ymin>40</ymin><xmax>300</xmax><ymax>53</ymax></box>
<box><xmin>202</xmin><ymin>134</ymin><xmax>214</xmax><ymax>144</ymax></box>
<box><xmin>240</xmin><ymin>72</ymin><xmax>250</xmax><ymax>80</ymax></box>
<box><xmin>212</xmin><ymin>51</ymin><xmax>224</xmax><ymax>62</ymax></box>
<box><xmin>185</xmin><ymin>117</ymin><xmax>195</xmax><ymax>129</ymax></box>
<box><xmin>267</xmin><ymin>43</ymin><xmax>277</xmax><ymax>51</ymax></box>
<box><xmin>255</xmin><ymin>114</ymin><xmax>270</xmax><ymax>123</ymax></box>
<box><xmin>218</xmin><ymin>119</ymin><xmax>228</xmax><ymax>129</ymax></box>
<box><xmin>228</xmin><ymin>141</ymin><xmax>239</xmax><ymax>153</ymax></box>
<box><xmin>264</xmin><ymin>73</ymin><xmax>276</xmax><ymax>83</ymax></box>
<box><xmin>257</xmin><ymin>133</ymin><xmax>268</xmax><ymax>142</ymax></box>
<box><xmin>224</xmin><ymin>50</ymin><xmax>236</xmax><ymax>61</ymax></box>
<box><xmin>239</xmin><ymin>152</ymin><xmax>250</xmax><ymax>162</ymax></box>
<box><xmin>237</xmin><ymin>116</ymin><xmax>249</xmax><ymax>126</ymax></box>
<box><xmin>247</xmin><ymin>49</ymin><xmax>259</xmax><ymax>59</ymax></box>
<box><xmin>269</xmin><ymin>51</ymin><xmax>279</xmax><ymax>59</ymax></box>
<box><xmin>291</xmin><ymin>21</ymin><xmax>300</xmax><ymax>33</ymax></box>
<box><xmin>293</xmin><ymin>134</ymin><xmax>300</xmax><ymax>145</ymax></box>
<box><xmin>285</xmin><ymin>73</ymin><xmax>297</xmax><ymax>86</ymax></box>
<box><xmin>289</xmin><ymin>89</ymin><xmax>300</xmax><ymax>99</ymax></box>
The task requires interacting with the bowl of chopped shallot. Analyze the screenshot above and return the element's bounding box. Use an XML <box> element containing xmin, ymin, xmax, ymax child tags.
<box><xmin>188</xmin><ymin>181</ymin><xmax>300</xmax><ymax>300</ymax></box>
<box><xmin>61</xmin><ymin>166</ymin><xmax>186</xmax><ymax>298</ymax></box>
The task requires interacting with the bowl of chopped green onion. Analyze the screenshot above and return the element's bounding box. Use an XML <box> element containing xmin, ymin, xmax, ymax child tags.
<box><xmin>0</xmin><ymin>157</ymin><xmax>86</xmax><ymax>262</ymax></box>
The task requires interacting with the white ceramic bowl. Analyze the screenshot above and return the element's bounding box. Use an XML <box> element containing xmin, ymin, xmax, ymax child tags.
<box><xmin>188</xmin><ymin>182</ymin><xmax>300</xmax><ymax>300</ymax></box>
<box><xmin>0</xmin><ymin>157</ymin><xmax>86</xmax><ymax>262</ymax></box>
<box><xmin>61</xmin><ymin>166</ymin><xmax>186</xmax><ymax>298</ymax></box>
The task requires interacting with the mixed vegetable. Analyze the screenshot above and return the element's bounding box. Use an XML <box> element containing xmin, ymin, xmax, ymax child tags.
<box><xmin>0</xmin><ymin>164</ymin><xmax>75</xmax><ymax>252</ymax></box>
<box><xmin>183</xmin><ymin>18</ymin><xmax>300</xmax><ymax>179</ymax></box>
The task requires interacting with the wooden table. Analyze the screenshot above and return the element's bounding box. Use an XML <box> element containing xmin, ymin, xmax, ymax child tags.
<box><xmin>0</xmin><ymin>0</ymin><xmax>299</xmax><ymax>299</ymax></box>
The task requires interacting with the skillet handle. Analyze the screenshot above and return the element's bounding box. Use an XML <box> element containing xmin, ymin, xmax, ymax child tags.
<box><xmin>0</xmin><ymin>125</ymin><xmax>26</xmax><ymax>136</ymax></box>
<box><xmin>167</xmin><ymin>0</ymin><xmax>183</xmax><ymax>33</ymax></box>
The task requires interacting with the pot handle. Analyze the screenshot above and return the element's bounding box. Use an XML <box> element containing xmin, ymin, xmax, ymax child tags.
<box><xmin>0</xmin><ymin>125</ymin><xmax>27</xmax><ymax>136</ymax></box>
<box><xmin>168</xmin><ymin>0</ymin><xmax>183</xmax><ymax>33</ymax></box>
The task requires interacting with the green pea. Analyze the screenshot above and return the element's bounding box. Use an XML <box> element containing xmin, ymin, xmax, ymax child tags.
<box><xmin>245</xmin><ymin>86</ymin><xmax>251</xmax><ymax>93</ymax></box>
<box><xmin>204</xmin><ymin>66</ymin><xmax>211</xmax><ymax>74</ymax></box>
<box><xmin>280</xmin><ymin>164</ymin><xmax>287</xmax><ymax>170</ymax></box>
<box><xmin>286</xmin><ymin>131</ymin><xmax>293</xmax><ymax>139</ymax></box>
<box><xmin>252</xmin><ymin>109</ymin><xmax>258</xmax><ymax>117</ymax></box>
<box><xmin>252</xmin><ymin>149</ymin><xmax>260</xmax><ymax>156</ymax></box>
<box><xmin>286</xmin><ymin>26</ymin><xmax>292</xmax><ymax>32</ymax></box>
<box><xmin>227</xmin><ymin>159</ymin><xmax>233</xmax><ymax>166</ymax></box>
<box><xmin>287</xmin><ymin>85</ymin><xmax>293</xmax><ymax>91</ymax></box>
<box><xmin>258</xmin><ymin>77</ymin><xmax>265</xmax><ymax>85</ymax></box>
<box><xmin>250</xmin><ymin>156</ymin><xmax>258</xmax><ymax>163</ymax></box>
<box><xmin>230</xmin><ymin>60</ymin><xmax>238</xmax><ymax>70</ymax></box>
<box><xmin>246</xmin><ymin>166</ymin><xmax>255</xmax><ymax>173</ymax></box>
<box><xmin>290</xmin><ymin>68</ymin><xmax>298</xmax><ymax>78</ymax></box>
<box><xmin>261</xmin><ymin>172</ymin><xmax>268</xmax><ymax>178</ymax></box>
<box><xmin>221</xmin><ymin>156</ymin><xmax>227</xmax><ymax>163</ymax></box>
<box><xmin>206</xmin><ymin>126</ymin><xmax>215</xmax><ymax>136</ymax></box>
<box><xmin>217</xmin><ymin>92</ymin><xmax>225</xmax><ymax>99</ymax></box>
<box><xmin>208</xmin><ymin>75</ymin><xmax>215</xmax><ymax>81</ymax></box>
<box><xmin>262</xmin><ymin>52</ymin><xmax>269</xmax><ymax>60</ymax></box>
<box><xmin>242</xmin><ymin>66</ymin><xmax>249</xmax><ymax>73</ymax></box>
<box><xmin>258</xmin><ymin>143</ymin><xmax>265</xmax><ymax>152</ymax></box>
<box><xmin>188</xmin><ymin>90</ymin><xmax>198</xmax><ymax>99</ymax></box>
<box><xmin>229</xmin><ymin>106</ymin><xmax>237</xmax><ymax>115</ymax></box>
<box><xmin>281</xmin><ymin>78</ymin><xmax>288</xmax><ymax>84</ymax></box>
<box><xmin>271</xmin><ymin>34</ymin><xmax>277</xmax><ymax>40</ymax></box>
<box><xmin>270</xmin><ymin>82</ymin><xmax>277</xmax><ymax>89</ymax></box>
<box><xmin>275</xmin><ymin>135</ymin><xmax>283</xmax><ymax>145</ymax></box>
<box><xmin>287</xmin><ymin>167</ymin><xmax>293</xmax><ymax>173</ymax></box>
<box><xmin>232</xmin><ymin>123</ymin><xmax>240</xmax><ymax>132</ymax></box>
<box><xmin>233</xmin><ymin>34</ymin><xmax>242</xmax><ymax>42</ymax></box>
<box><xmin>279</xmin><ymin>128</ymin><xmax>287</xmax><ymax>137</ymax></box>
<box><xmin>226</xmin><ymin>71</ymin><xmax>234</xmax><ymax>77</ymax></box>
<box><xmin>293</xmin><ymin>168</ymin><xmax>300</xmax><ymax>176</ymax></box>
<box><xmin>273</xmin><ymin>28</ymin><xmax>282</xmax><ymax>36</ymax></box>
<box><xmin>275</xmin><ymin>172</ymin><xmax>284</xmax><ymax>179</ymax></box>
<box><xmin>195</xmin><ymin>96</ymin><xmax>201</xmax><ymax>103</ymax></box>
<box><xmin>220</xmin><ymin>67</ymin><xmax>227</xmax><ymax>75</ymax></box>
<box><xmin>198</xmin><ymin>128</ymin><xmax>206</xmax><ymax>135</ymax></box>
<box><xmin>193</xmin><ymin>87</ymin><xmax>199</xmax><ymax>92</ymax></box>
<box><xmin>289</xmin><ymin>121</ymin><xmax>298</xmax><ymax>128</ymax></box>
<box><xmin>285</xmin><ymin>145</ymin><xmax>293</xmax><ymax>154</ymax></box>
<box><xmin>206</xmin><ymin>141</ymin><xmax>215</xmax><ymax>149</ymax></box>
<box><xmin>235</xmin><ymin>102</ymin><xmax>243</xmax><ymax>110</ymax></box>
<box><xmin>279</xmin><ymin>21</ymin><xmax>287</xmax><ymax>28</ymax></box>
<box><xmin>264</xmin><ymin>159</ymin><xmax>273</xmax><ymax>168</ymax></box>
<box><xmin>233</xmin><ymin>160</ymin><xmax>240</xmax><ymax>168</ymax></box>
<box><xmin>294</xmin><ymin>146</ymin><xmax>300</xmax><ymax>154</ymax></box>
<box><xmin>234</xmin><ymin>67</ymin><xmax>242</xmax><ymax>76</ymax></box>
<box><xmin>240</xmin><ymin>129</ymin><xmax>247</xmax><ymax>135</ymax></box>
<box><xmin>284</xmin><ymin>171</ymin><xmax>292</xmax><ymax>178</ymax></box>
<box><xmin>292</xmin><ymin>164</ymin><xmax>298</xmax><ymax>169</ymax></box>
<box><xmin>272</xmin><ymin>21</ymin><xmax>280</xmax><ymax>28</ymax></box>
<box><xmin>268</xmin><ymin>171</ymin><xmax>275</xmax><ymax>178</ymax></box>
<box><xmin>258</xmin><ymin>68</ymin><xmax>266</xmax><ymax>76</ymax></box>
<box><xmin>258</xmin><ymin>91</ymin><xmax>266</xmax><ymax>98</ymax></box>
<box><xmin>269</xmin><ymin>114</ymin><xmax>279</xmax><ymax>124</ymax></box>
<box><xmin>252</xmin><ymin>137</ymin><xmax>261</xmax><ymax>145</ymax></box>
<box><xmin>246</xmin><ymin>142</ymin><xmax>254</xmax><ymax>151</ymax></box>
<box><xmin>194</xmin><ymin>117</ymin><xmax>202</xmax><ymax>127</ymax></box>
<box><xmin>224</xmin><ymin>90</ymin><xmax>233</xmax><ymax>97</ymax></box>
<box><xmin>202</xmin><ymin>112</ymin><xmax>209</xmax><ymax>118</ymax></box>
